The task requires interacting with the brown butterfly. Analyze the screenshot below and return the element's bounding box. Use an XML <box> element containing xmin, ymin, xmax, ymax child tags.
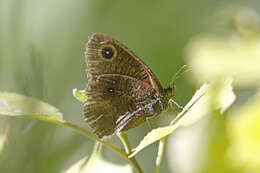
<box><xmin>84</xmin><ymin>33</ymin><xmax>179</xmax><ymax>139</ymax></box>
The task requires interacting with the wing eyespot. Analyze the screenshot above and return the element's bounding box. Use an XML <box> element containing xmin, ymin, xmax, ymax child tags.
<box><xmin>99</xmin><ymin>44</ymin><xmax>117</xmax><ymax>60</ymax></box>
<box><xmin>112</xmin><ymin>80</ymin><xmax>117</xmax><ymax>85</ymax></box>
<box><xmin>107</xmin><ymin>87</ymin><xmax>114</xmax><ymax>93</ymax></box>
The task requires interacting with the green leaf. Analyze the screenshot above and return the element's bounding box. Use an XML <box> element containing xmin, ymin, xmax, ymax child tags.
<box><xmin>129</xmin><ymin>124</ymin><xmax>179</xmax><ymax>158</ymax></box>
<box><xmin>64</xmin><ymin>142</ymin><xmax>133</xmax><ymax>173</ymax></box>
<box><xmin>73</xmin><ymin>88</ymin><xmax>88</xmax><ymax>103</ymax></box>
<box><xmin>130</xmin><ymin>80</ymin><xmax>235</xmax><ymax>157</ymax></box>
<box><xmin>0</xmin><ymin>92</ymin><xmax>62</xmax><ymax>121</ymax></box>
<box><xmin>129</xmin><ymin>84</ymin><xmax>207</xmax><ymax>158</ymax></box>
<box><xmin>227</xmin><ymin>94</ymin><xmax>260</xmax><ymax>171</ymax></box>
<box><xmin>185</xmin><ymin>34</ymin><xmax>260</xmax><ymax>87</ymax></box>
<box><xmin>0</xmin><ymin>92</ymin><xmax>131</xmax><ymax>170</ymax></box>
<box><xmin>176</xmin><ymin>78</ymin><xmax>235</xmax><ymax>127</ymax></box>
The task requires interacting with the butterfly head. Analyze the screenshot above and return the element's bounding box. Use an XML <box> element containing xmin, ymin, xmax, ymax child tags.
<box><xmin>163</xmin><ymin>84</ymin><xmax>176</xmax><ymax>102</ymax></box>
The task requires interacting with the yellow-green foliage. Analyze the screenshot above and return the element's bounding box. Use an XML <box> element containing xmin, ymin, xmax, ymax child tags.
<box><xmin>1</xmin><ymin>2</ymin><xmax>260</xmax><ymax>173</ymax></box>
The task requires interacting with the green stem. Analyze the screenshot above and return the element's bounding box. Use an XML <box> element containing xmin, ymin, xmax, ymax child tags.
<box><xmin>153</xmin><ymin>137</ymin><xmax>166</xmax><ymax>173</ymax></box>
<box><xmin>63</xmin><ymin>121</ymin><xmax>124</xmax><ymax>154</ymax></box>
<box><xmin>118</xmin><ymin>132</ymin><xmax>143</xmax><ymax>173</ymax></box>
<box><xmin>130</xmin><ymin>156</ymin><xmax>143</xmax><ymax>173</ymax></box>
<box><xmin>118</xmin><ymin>132</ymin><xmax>131</xmax><ymax>154</ymax></box>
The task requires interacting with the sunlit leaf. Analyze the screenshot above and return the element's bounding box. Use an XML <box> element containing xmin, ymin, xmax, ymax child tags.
<box><xmin>167</xmin><ymin>119</ymin><xmax>208</xmax><ymax>173</ymax></box>
<box><xmin>129</xmin><ymin>124</ymin><xmax>179</xmax><ymax>158</ymax></box>
<box><xmin>73</xmin><ymin>88</ymin><xmax>88</xmax><ymax>103</ymax></box>
<box><xmin>185</xmin><ymin>34</ymin><xmax>260</xmax><ymax>87</ymax></box>
<box><xmin>130</xmin><ymin>80</ymin><xmax>235</xmax><ymax>157</ymax></box>
<box><xmin>64</xmin><ymin>143</ymin><xmax>133</xmax><ymax>173</ymax></box>
<box><xmin>166</xmin><ymin>79</ymin><xmax>235</xmax><ymax>173</ymax></box>
<box><xmin>0</xmin><ymin>92</ymin><xmax>63</xmax><ymax>122</ymax></box>
<box><xmin>227</xmin><ymin>94</ymin><xmax>260</xmax><ymax>171</ymax></box>
<box><xmin>0</xmin><ymin>91</ymin><xmax>120</xmax><ymax>153</ymax></box>
<box><xmin>130</xmin><ymin>84</ymin><xmax>207</xmax><ymax>157</ymax></box>
<box><xmin>178</xmin><ymin>78</ymin><xmax>235</xmax><ymax>127</ymax></box>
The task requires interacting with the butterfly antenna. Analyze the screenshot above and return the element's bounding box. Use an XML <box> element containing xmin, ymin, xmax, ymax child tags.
<box><xmin>170</xmin><ymin>65</ymin><xmax>190</xmax><ymax>88</ymax></box>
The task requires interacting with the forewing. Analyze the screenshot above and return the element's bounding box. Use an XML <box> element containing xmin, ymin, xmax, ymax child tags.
<box><xmin>85</xmin><ymin>33</ymin><xmax>163</xmax><ymax>91</ymax></box>
<box><xmin>84</xmin><ymin>74</ymin><xmax>158</xmax><ymax>138</ymax></box>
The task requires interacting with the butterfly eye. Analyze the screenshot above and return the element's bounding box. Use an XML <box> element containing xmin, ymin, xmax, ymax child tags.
<box><xmin>101</xmin><ymin>46</ymin><xmax>115</xmax><ymax>59</ymax></box>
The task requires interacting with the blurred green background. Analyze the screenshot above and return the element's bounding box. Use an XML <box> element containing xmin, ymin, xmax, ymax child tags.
<box><xmin>1</xmin><ymin>0</ymin><xmax>260</xmax><ymax>173</ymax></box>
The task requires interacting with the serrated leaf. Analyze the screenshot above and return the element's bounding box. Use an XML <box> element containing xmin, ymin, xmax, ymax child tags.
<box><xmin>0</xmin><ymin>92</ymin><xmax>63</xmax><ymax>122</ymax></box>
<box><xmin>130</xmin><ymin>80</ymin><xmax>235</xmax><ymax>157</ymax></box>
<box><xmin>73</xmin><ymin>88</ymin><xmax>88</xmax><ymax>103</ymax></box>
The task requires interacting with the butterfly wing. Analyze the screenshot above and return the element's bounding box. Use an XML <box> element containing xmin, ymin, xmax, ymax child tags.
<box><xmin>86</xmin><ymin>33</ymin><xmax>163</xmax><ymax>91</ymax></box>
<box><xmin>84</xmin><ymin>74</ymin><xmax>162</xmax><ymax>138</ymax></box>
<box><xmin>84</xmin><ymin>33</ymin><xmax>165</xmax><ymax>138</ymax></box>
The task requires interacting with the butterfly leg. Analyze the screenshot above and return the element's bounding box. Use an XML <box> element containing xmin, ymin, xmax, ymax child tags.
<box><xmin>145</xmin><ymin>118</ymin><xmax>153</xmax><ymax>130</ymax></box>
<box><xmin>169</xmin><ymin>98</ymin><xmax>184</xmax><ymax>112</ymax></box>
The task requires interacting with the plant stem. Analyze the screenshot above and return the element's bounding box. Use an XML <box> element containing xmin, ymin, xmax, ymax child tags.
<box><xmin>118</xmin><ymin>132</ymin><xmax>143</xmax><ymax>173</ymax></box>
<box><xmin>63</xmin><ymin>121</ymin><xmax>124</xmax><ymax>154</ymax></box>
<box><xmin>153</xmin><ymin>137</ymin><xmax>166</xmax><ymax>173</ymax></box>
<box><xmin>118</xmin><ymin>132</ymin><xmax>131</xmax><ymax>154</ymax></box>
<box><xmin>130</xmin><ymin>156</ymin><xmax>143</xmax><ymax>173</ymax></box>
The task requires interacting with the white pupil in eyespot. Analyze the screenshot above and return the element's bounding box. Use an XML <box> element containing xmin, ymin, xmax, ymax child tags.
<box><xmin>102</xmin><ymin>47</ymin><xmax>114</xmax><ymax>59</ymax></box>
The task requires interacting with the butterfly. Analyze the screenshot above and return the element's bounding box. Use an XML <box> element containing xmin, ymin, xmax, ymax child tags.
<box><xmin>84</xmin><ymin>33</ymin><xmax>179</xmax><ymax>139</ymax></box>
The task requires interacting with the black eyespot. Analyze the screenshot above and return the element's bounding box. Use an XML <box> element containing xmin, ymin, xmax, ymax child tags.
<box><xmin>107</xmin><ymin>87</ymin><xmax>114</xmax><ymax>93</ymax></box>
<box><xmin>101</xmin><ymin>47</ymin><xmax>114</xmax><ymax>59</ymax></box>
